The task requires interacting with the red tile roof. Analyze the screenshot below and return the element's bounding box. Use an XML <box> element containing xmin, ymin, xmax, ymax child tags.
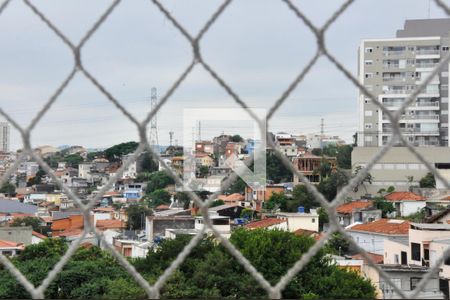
<box><xmin>244</xmin><ymin>218</ymin><xmax>287</xmax><ymax>229</ymax></box>
<box><xmin>57</xmin><ymin>228</ymin><xmax>83</xmax><ymax>237</ymax></box>
<box><xmin>352</xmin><ymin>252</ymin><xmax>384</xmax><ymax>264</ymax></box>
<box><xmin>155</xmin><ymin>204</ymin><xmax>170</xmax><ymax>210</ymax></box>
<box><xmin>336</xmin><ymin>200</ymin><xmax>373</xmax><ymax>214</ymax></box>
<box><xmin>348</xmin><ymin>219</ymin><xmax>410</xmax><ymax>235</ymax></box>
<box><xmin>385</xmin><ymin>192</ymin><xmax>425</xmax><ymax>201</ymax></box>
<box><xmin>32</xmin><ymin>231</ymin><xmax>47</xmax><ymax>239</ymax></box>
<box><xmin>93</xmin><ymin>207</ymin><xmax>114</xmax><ymax>212</ymax></box>
<box><xmin>96</xmin><ymin>219</ymin><xmax>125</xmax><ymax>230</ymax></box>
<box><xmin>0</xmin><ymin>239</ymin><xmax>24</xmax><ymax>249</ymax></box>
<box><xmin>218</xmin><ymin>193</ymin><xmax>245</xmax><ymax>202</ymax></box>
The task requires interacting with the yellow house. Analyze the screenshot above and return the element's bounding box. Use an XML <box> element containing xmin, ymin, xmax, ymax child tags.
<box><xmin>46</xmin><ymin>193</ymin><xmax>68</xmax><ymax>206</ymax></box>
<box><xmin>195</xmin><ymin>153</ymin><xmax>214</xmax><ymax>167</ymax></box>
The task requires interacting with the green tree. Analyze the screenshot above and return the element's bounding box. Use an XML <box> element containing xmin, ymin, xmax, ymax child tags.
<box><xmin>210</xmin><ymin>199</ymin><xmax>225</xmax><ymax>207</ymax></box>
<box><xmin>0</xmin><ymin>182</ymin><xmax>16</xmax><ymax>196</ymax></box>
<box><xmin>267</xmin><ymin>152</ymin><xmax>292</xmax><ymax>183</ymax></box>
<box><xmin>126</xmin><ymin>204</ymin><xmax>152</xmax><ymax>230</ymax></box>
<box><xmin>63</xmin><ymin>154</ymin><xmax>84</xmax><ymax>168</ymax></box>
<box><xmin>326</xmin><ymin>232</ymin><xmax>351</xmax><ymax>255</ymax></box>
<box><xmin>420</xmin><ymin>172</ymin><xmax>436</xmax><ymax>188</ymax></box>
<box><xmin>145</xmin><ymin>171</ymin><xmax>175</xmax><ymax>194</ymax></box>
<box><xmin>317</xmin><ymin>207</ymin><xmax>329</xmax><ymax>231</ymax></box>
<box><xmin>231</xmin><ymin>134</ymin><xmax>244</xmax><ymax>143</ymax></box>
<box><xmin>265</xmin><ymin>192</ymin><xmax>288</xmax><ymax>211</ymax></box>
<box><xmin>336</xmin><ymin>145</ymin><xmax>353</xmax><ymax>169</ymax></box>
<box><xmin>10</xmin><ymin>217</ymin><xmax>42</xmax><ymax>232</ymax></box>
<box><xmin>175</xmin><ymin>191</ymin><xmax>191</xmax><ymax>209</ymax></box>
<box><xmin>318</xmin><ymin>169</ymin><xmax>349</xmax><ymax>201</ymax></box>
<box><xmin>139</xmin><ymin>153</ymin><xmax>158</xmax><ymax>173</ymax></box>
<box><xmin>240</xmin><ymin>208</ymin><xmax>256</xmax><ymax>220</ymax></box>
<box><xmin>198</xmin><ymin>165</ymin><xmax>209</xmax><ymax>178</ymax></box>
<box><xmin>104</xmin><ymin>141</ymin><xmax>139</xmax><ymax>162</ymax></box>
<box><xmin>352</xmin><ymin>166</ymin><xmax>373</xmax><ymax>194</ymax></box>
<box><xmin>27</xmin><ymin>168</ymin><xmax>46</xmax><ymax>187</ymax></box>
<box><xmin>374</xmin><ymin>196</ymin><xmax>395</xmax><ymax>218</ymax></box>
<box><xmin>291</xmin><ymin>185</ymin><xmax>317</xmax><ymax>212</ymax></box>
<box><xmin>147</xmin><ymin>189</ymin><xmax>172</xmax><ymax>207</ymax></box>
<box><xmin>225</xmin><ymin>177</ymin><xmax>246</xmax><ymax>194</ymax></box>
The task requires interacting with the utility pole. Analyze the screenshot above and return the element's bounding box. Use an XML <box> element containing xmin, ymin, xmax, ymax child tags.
<box><xmin>320</xmin><ymin>118</ymin><xmax>324</xmax><ymax>148</ymax></box>
<box><xmin>169</xmin><ymin>131</ymin><xmax>174</xmax><ymax>146</ymax></box>
<box><xmin>149</xmin><ymin>87</ymin><xmax>159</xmax><ymax>153</ymax></box>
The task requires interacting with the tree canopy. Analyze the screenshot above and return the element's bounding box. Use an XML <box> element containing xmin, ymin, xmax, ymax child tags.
<box><xmin>145</xmin><ymin>171</ymin><xmax>175</xmax><ymax>194</ymax></box>
<box><xmin>420</xmin><ymin>172</ymin><xmax>436</xmax><ymax>188</ymax></box>
<box><xmin>0</xmin><ymin>230</ymin><xmax>375</xmax><ymax>299</ymax></box>
<box><xmin>266</xmin><ymin>152</ymin><xmax>292</xmax><ymax>183</ymax></box>
<box><xmin>104</xmin><ymin>141</ymin><xmax>139</xmax><ymax>162</ymax></box>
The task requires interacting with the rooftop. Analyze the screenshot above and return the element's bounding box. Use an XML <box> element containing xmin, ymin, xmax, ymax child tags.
<box><xmin>0</xmin><ymin>239</ymin><xmax>24</xmax><ymax>249</ymax></box>
<box><xmin>352</xmin><ymin>252</ymin><xmax>384</xmax><ymax>264</ymax></box>
<box><xmin>244</xmin><ymin>218</ymin><xmax>287</xmax><ymax>229</ymax></box>
<box><xmin>336</xmin><ymin>200</ymin><xmax>374</xmax><ymax>214</ymax></box>
<box><xmin>348</xmin><ymin>219</ymin><xmax>410</xmax><ymax>235</ymax></box>
<box><xmin>385</xmin><ymin>192</ymin><xmax>425</xmax><ymax>202</ymax></box>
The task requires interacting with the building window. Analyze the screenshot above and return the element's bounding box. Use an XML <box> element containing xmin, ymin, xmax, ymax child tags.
<box><xmin>365</xmin><ymin>73</ymin><xmax>374</xmax><ymax>78</ymax></box>
<box><xmin>312</xmin><ymin>218</ymin><xmax>315</xmax><ymax>223</ymax></box>
<box><xmin>410</xmin><ymin>277</ymin><xmax>421</xmax><ymax>290</ymax></box>
<box><xmin>365</xmin><ymin>60</ymin><xmax>373</xmax><ymax>65</ymax></box>
<box><xmin>443</xmin><ymin>46</ymin><xmax>449</xmax><ymax>51</ymax></box>
<box><xmin>365</xmin><ymin>110</ymin><xmax>373</xmax><ymax>117</ymax></box>
<box><xmin>411</xmin><ymin>243</ymin><xmax>421</xmax><ymax>261</ymax></box>
<box><xmin>394</xmin><ymin>254</ymin><xmax>399</xmax><ymax>264</ymax></box>
<box><xmin>364</xmin><ymin>136</ymin><xmax>373</xmax><ymax>142</ymax></box>
<box><xmin>365</xmin><ymin>47</ymin><xmax>373</xmax><ymax>53</ymax></box>
<box><xmin>365</xmin><ymin>123</ymin><xmax>373</xmax><ymax>129</ymax></box>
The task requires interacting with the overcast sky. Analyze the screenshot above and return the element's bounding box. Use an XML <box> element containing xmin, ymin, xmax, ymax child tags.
<box><xmin>1</xmin><ymin>0</ymin><xmax>448</xmax><ymax>151</ymax></box>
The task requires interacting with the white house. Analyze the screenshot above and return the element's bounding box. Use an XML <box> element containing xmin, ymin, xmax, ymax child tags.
<box><xmin>385</xmin><ymin>192</ymin><xmax>426</xmax><ymax>218</ymax></box>
<box><xmin>0</xmin><ymin>239</ymin><xmax>24</xmax><ymax>257</ymax></box>
<box><xmin>346</xmin><ymin>219</ymin><xmax>410</xmax><ymax>255</ymax></box>
<box><xmin>276</xmin><ymin>210</ymin><xmax>319</xmax><ymax>232</ymax></box>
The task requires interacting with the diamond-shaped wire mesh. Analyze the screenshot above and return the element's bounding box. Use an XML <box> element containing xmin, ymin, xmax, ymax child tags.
<box><xmin>2</xmin><ymin>0</ymin><xmax>450</xmax><ymax>299</ymax></box>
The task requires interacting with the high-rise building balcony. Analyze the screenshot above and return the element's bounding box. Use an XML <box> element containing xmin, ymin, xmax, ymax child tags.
<box><xmin>416</xmin><ymin>49</ymin><xmax>440</xmax><ymax>55</ymax></box>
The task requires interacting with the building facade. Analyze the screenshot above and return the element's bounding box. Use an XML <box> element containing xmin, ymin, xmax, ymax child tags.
<box><xmin>0</xmin><ymin>122</ymin><xmax>10</xmax><ymax>152</ymax></box>
<box><xmin>358</xmin><ymin>19</ymin><xmax>450</xmax><ymax>147</ymax></box>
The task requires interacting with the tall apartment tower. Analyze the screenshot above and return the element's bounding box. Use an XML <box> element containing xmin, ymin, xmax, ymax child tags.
<box><xmin>358</xmin><ymin>19</ymin><xmax>450</xmax><ymax>147</ymax></box>
<box><xmin>0</xmin><ymin>122</ymin><xmax>10</xmax><ymax>152</ymax></box>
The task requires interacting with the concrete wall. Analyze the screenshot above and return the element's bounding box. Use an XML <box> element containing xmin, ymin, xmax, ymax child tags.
<box><xmin>352</xmin><ymin>147</ymin><xmax>450</xmax><ymax>196</ymax></box>
<box><xmin>0</xmin><ymin>226</ymin><xmax>32</xmax><ymax>245</ymax></box>
<box><xmin>384</xmin><ymin>239</ymin><xmax>409</xmax><ymax>264</ymax></box>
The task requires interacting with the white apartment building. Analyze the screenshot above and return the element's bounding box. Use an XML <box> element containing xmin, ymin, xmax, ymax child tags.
<box><xmin>0</xmin><ymin>122</ymin><xmax>10</xmax><ymax>152</ymax></box>
<box><xmin>358</xmin><ymin>19</ymin><xmax>450</xmax><ymax>147</ymax></box>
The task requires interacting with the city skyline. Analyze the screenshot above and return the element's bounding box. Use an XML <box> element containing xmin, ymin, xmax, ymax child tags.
<box><xmin>1</xmin><ymin>0</ymin><xmax>447</xmax><ymax>151</ymax></box>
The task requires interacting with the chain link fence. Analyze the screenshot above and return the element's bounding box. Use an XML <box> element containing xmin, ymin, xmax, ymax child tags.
<box><xmin>2</xmin><ymin>0</ymin><xmax>450</xmax><ymax>298</ymax></box>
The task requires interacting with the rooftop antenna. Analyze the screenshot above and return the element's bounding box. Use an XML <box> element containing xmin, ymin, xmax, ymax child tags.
<box><xmin>149</xmin><ymin>87</ymin><xmax>159</xmax><ymax>153</ymax></box>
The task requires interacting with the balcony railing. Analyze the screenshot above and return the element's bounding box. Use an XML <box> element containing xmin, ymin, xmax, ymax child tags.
<box><xmin>416</xmin><ymin>63</ymin><xmax>438</xmax><ymax>68</ymax></box>
<box><xmin>382</xmin><ymin>128</ymin><xmax>440</xmax><ymax>135</ymax></box>
<box><xmin>383</xmin><ymin>102</ymin><xmax>440</xmax><ymax>108</ymax></box>
<box><xmin>383</xmin><ymin>64</ymin><xmax>400</xmax><ymax>69</ymax></box>
<box><xmin>383</xmin><ymin>51</ymin><xmax>405</xmax><ymax>56</ymax></box>
<box><xmin>383</xmin><ymin>89</ymin><xmax>413</xmax><ymax>94</ymax></box>
<box><xmin>382</xmin><ymin>77</ymin><xmax>404</xmax><ymax>82</ymax></box>
<box><xmin>416</xmin><ymin>49</ymin><xmax>440</xmax><ymax>55</ymax></box>
<box><xmin>383</xmin><ymin>115</ymin><xmax>439</xmax><ymax>121</ymax></box>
